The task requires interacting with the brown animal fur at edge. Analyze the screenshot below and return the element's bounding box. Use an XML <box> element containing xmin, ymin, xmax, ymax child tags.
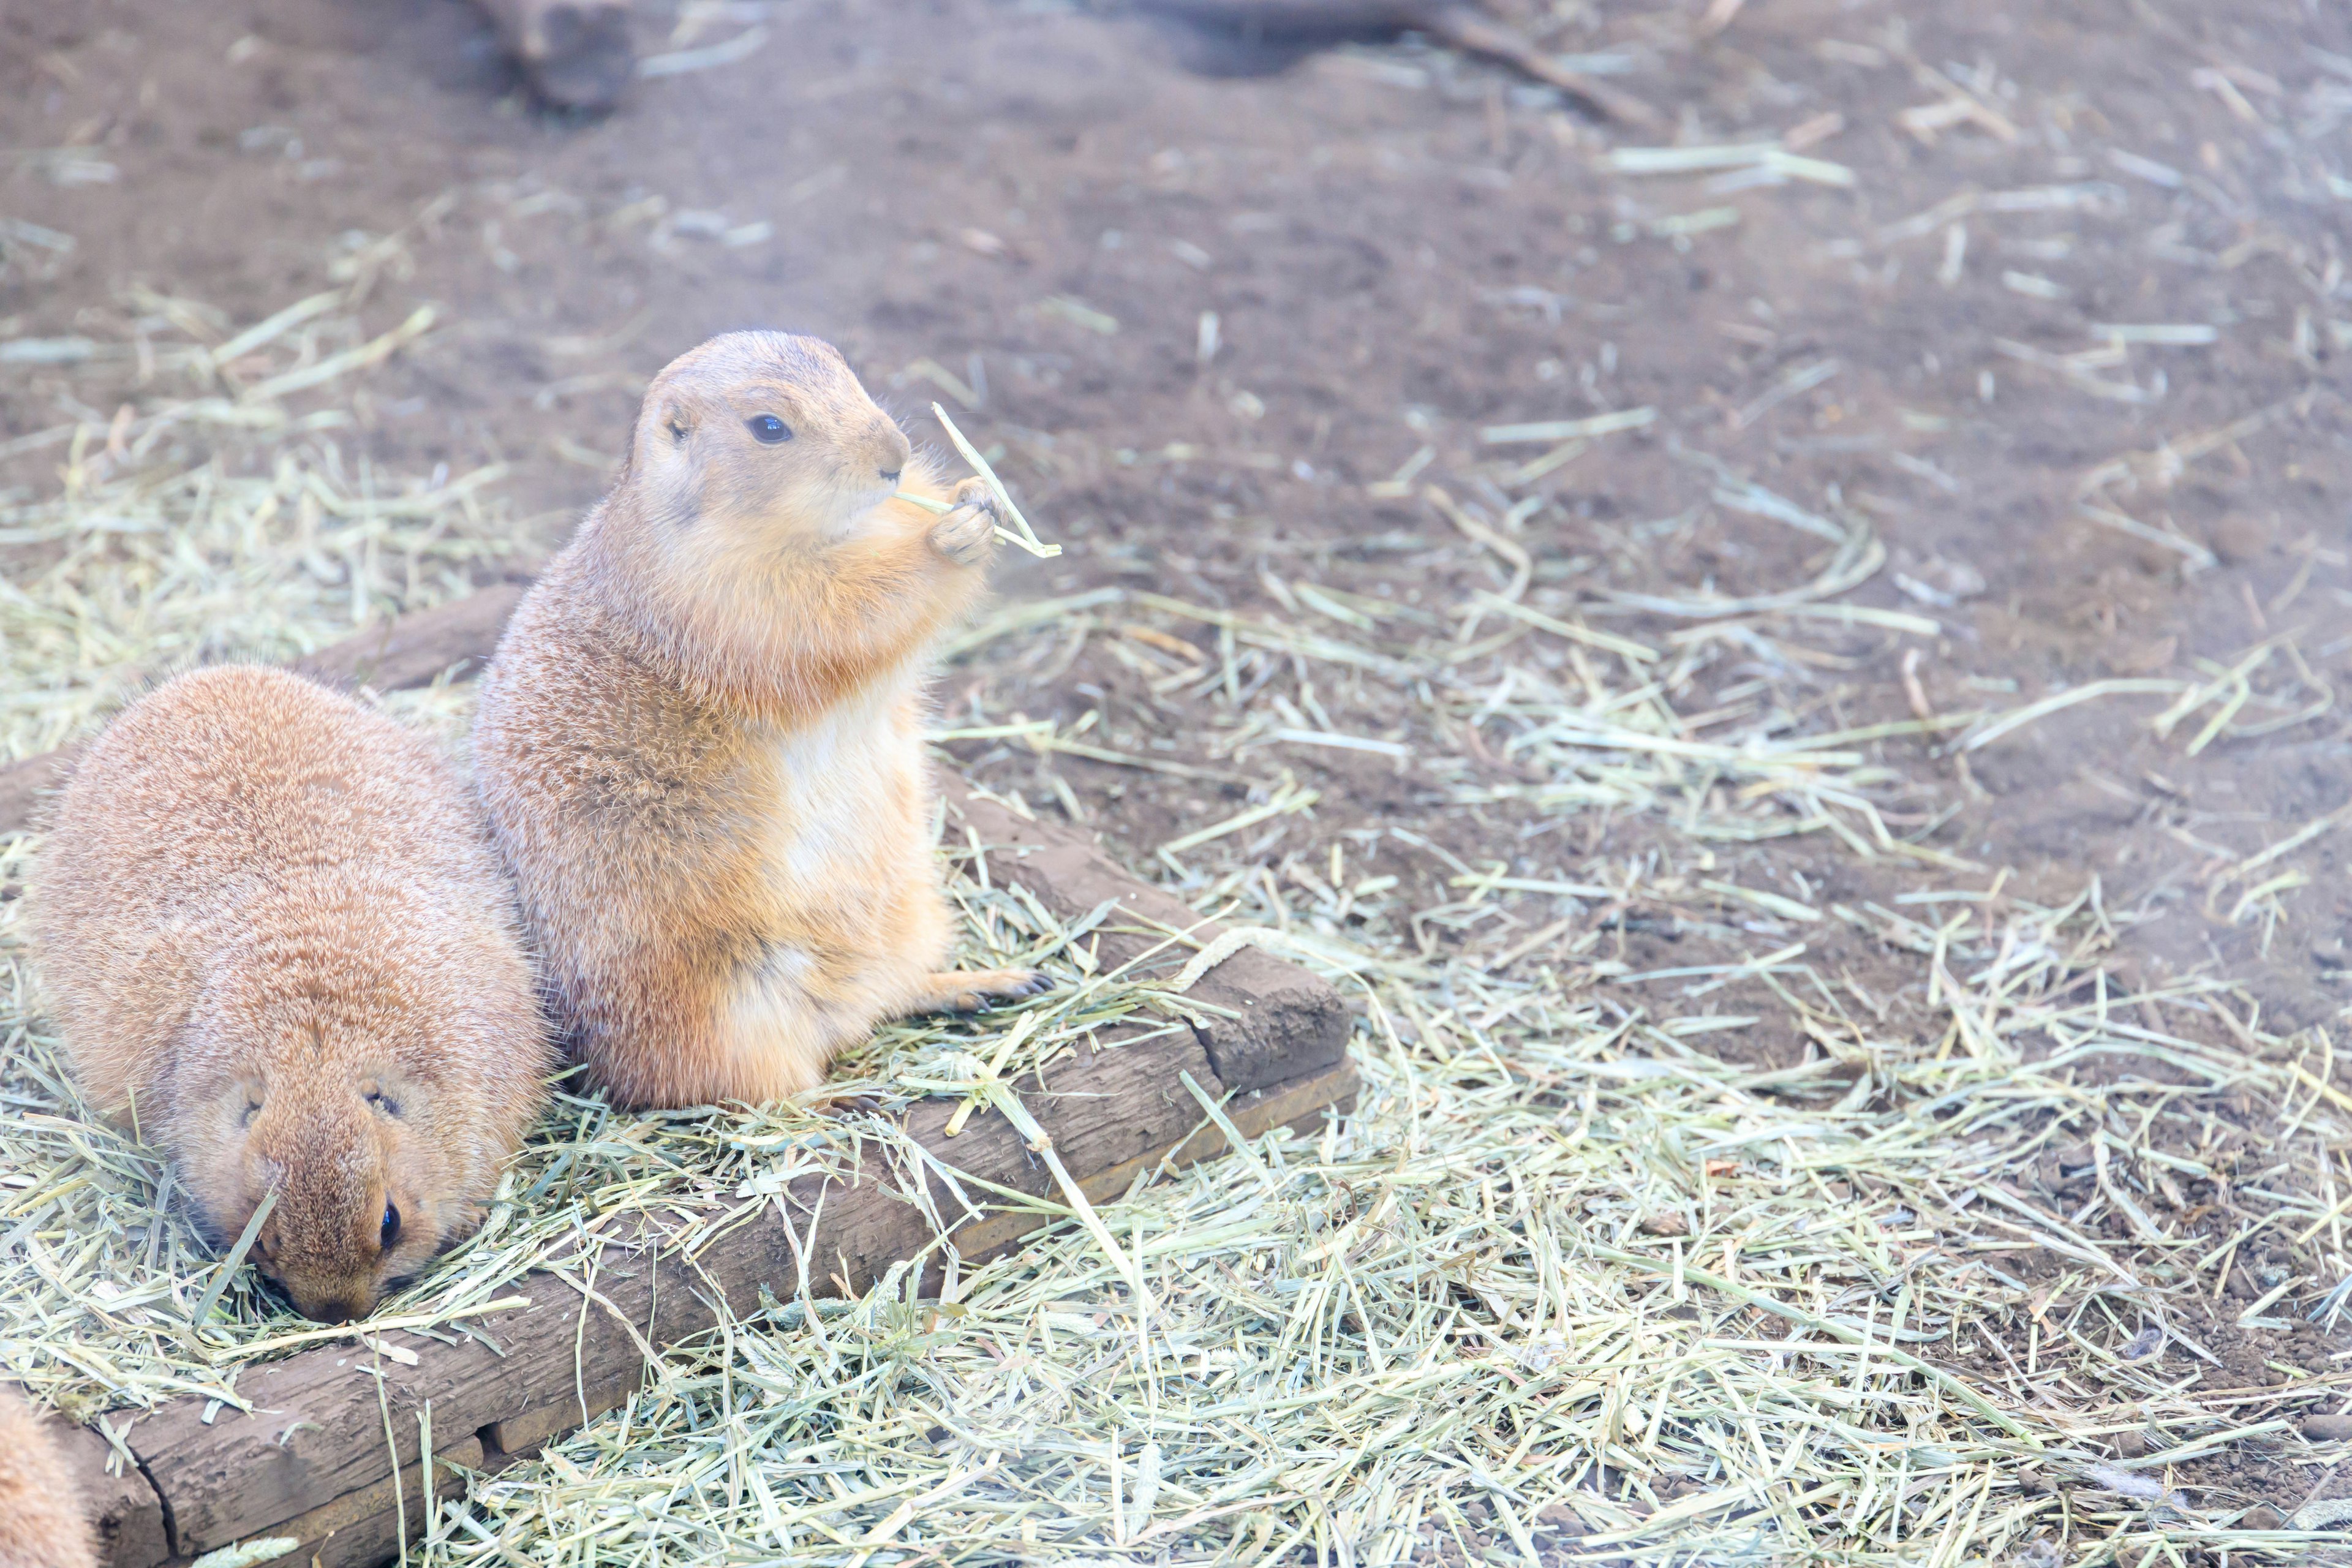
<box><xmin>0</xmin><ymin>1386</ymin><xmax>94</xmax><ymax>1568</ymax></box>
<box><xmin>472</xmin><ymin>331</ymin><xmax>1045</xmax><ymax>1110</ymax></box>
<box><xmin>32</xmin><ymin>668</ymin><xmax>552</xmax><ymax>1324</ymax></box>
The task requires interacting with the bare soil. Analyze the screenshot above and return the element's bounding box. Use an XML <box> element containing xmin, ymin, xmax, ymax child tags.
<box><xmin>6</xmin><ymin>0</ymin><xmax>2351</xmax><ymax>1542</ymax></box>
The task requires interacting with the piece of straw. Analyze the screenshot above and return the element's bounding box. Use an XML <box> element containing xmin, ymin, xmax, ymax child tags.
<box><xmin>923</xmin><ymin>402</ymin><xmax>1061</xmax><ymax>558</ymax></box>
<box><xmin>190</xmin><ymin>1188</ymin><xmax>276</xmax><ymax>1327</ymax></box>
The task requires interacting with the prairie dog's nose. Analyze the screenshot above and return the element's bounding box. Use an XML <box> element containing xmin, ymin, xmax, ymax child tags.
<box><xmin>288</xmin><ymin>1286</ymin><xmax>363</xmax><ymax>1325</ymax></box>
<box><xmin>875</xmin><ymin>420</ymin><xmax>913</xmax><ymax>483</ymax></box>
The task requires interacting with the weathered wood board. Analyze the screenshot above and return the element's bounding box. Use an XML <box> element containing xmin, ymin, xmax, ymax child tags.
<box><xmin>0</xmin><ymin>579</ymin><xmax>528</xmax><ymax>835</ymax></box>
<box><xmin>7</xmin><ymin>587</ymin><xmax>1359</xmax><ymax>1568</ymax></box>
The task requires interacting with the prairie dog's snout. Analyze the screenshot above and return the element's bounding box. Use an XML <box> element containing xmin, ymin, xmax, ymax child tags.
<box><xmin>871</xmin><ymin>418</ymin><xmax>912</xmax><ymax>485</ymax></box>
<box><xmin>238</xmin><ymin>1076</ymin><xmax>433</xmax><ymax>1323</ymax></box>
<box><xmin>31</xmin><ymin>666</ymin><xmax>552</xmax><ymax>1325</ymax></box>
<box><xmin>839</xmin><ymin>407</ymin><xmax>913</xmax><ymax>486</ymax></box>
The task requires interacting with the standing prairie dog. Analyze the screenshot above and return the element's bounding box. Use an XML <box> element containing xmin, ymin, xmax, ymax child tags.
<box><xmin>0</xmin><ymin>1387</ymin><xmax>94</xmax><ymax>1568</ymax></box>
<box><xmin>33</xmin><ymin>667</ymin><xmax>552</xmax><ymax>1324</ymax></box>
<box><xmin>472</xmin><ymin>331</ymin><xmax>1044</xmax><ymax>1109</ymax></box>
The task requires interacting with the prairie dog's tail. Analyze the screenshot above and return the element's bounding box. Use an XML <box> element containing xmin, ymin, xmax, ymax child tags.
<box><xmin>0</xmin><ymin>1385</ymin><xmax>96</xmax><ymax>1568</ymax></box>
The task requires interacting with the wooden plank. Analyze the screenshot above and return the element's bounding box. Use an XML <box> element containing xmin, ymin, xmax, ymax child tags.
<box><xmin>0</xmin><ymin>582</ymin><xmax>526</xmax><ymax>837</ymax></box>
<box><xmin>482</xmin><ymin>1377</ymin><xmax>638</xmax><ymax>1461</ymax></box>
<box><xmin>264</xmin><ymin>1436</ymin><xmax>481</xmax><ymax>1568</ymax></box>
<box><xmin>121</xmin><ymin>964</ymin><xmax>1345</xmax><ymax>1555</ymax></box>
<box><xmin>952</xmin><ymin>1057</ymin><xmax>1357</xmax><ymax>1262</ymax></box>
<box><xmin>51</xmin><ymin>1421</ymin><xmax>170</xmax><ymax>1568</ymax></box>
<box><xmin>288</xmin><ymin>580</ymin><xmax>527</xmax><ymax>693</ymax></box>
<box><xmin>25</xmin><ymin>589</ymin><xmax>1355</xmax><ymax>1566</ymax></box>
<box><xmin>948</xmin><ymin>815</ymin><xmax>1348</xmax><ymax>1095</ymax></box>
<box><xmin>473</xmin><ymin>1057</ymin><xmax>1359</xmax><ymax>1464</ymax></box>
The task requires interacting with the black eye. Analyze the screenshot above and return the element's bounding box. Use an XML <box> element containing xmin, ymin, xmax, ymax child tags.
<box><xmin>748</xmin><ymin>414</ymin><xmax>793</xmax><ymax>444</ymax></box>
<box><xmin>380</xmin><ymin>1203</ymin><xmax>401</xmax><ymax>1252</ymax></box>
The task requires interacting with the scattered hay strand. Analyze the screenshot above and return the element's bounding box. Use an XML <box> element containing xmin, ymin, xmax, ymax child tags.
<box><xmin>2</xmin><ymin>195</ymin><xmax>2343</xmax><ymax>1567</ymax></box>
<box><xmin>910</xmin><ymin>402</ymin><xmax>1062</xmax><ymax>559</ymax></box>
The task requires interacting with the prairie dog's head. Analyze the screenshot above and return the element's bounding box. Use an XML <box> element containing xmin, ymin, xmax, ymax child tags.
<box><xmin>226</xmin><ymin>1066</ymin><xmax>445</xmax><ymax>1324</ymax></box>
<box><xmin>623</xmin><ymin>330</ymin><xmax>914</xmax><ymax>554</ymax></box>
<box><xmin>178</xmin><ymin>976</ymin><xmax>506</xmax><ymax>1324</ymax></box>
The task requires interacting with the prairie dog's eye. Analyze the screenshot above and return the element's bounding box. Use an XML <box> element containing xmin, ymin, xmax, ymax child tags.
<box><xmin>380</xmin><ymin>1202</ymin><xmax>402</xmax><ymax>1252</ymax></box>
<box><xmin>747</xmin><ymin>414</ymin><xmax>793</xmax><ymax>445</ymax></box>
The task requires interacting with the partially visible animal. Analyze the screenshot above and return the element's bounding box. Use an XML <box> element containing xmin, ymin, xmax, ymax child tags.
<box><xmin>473</xmin><ymin>330</ymin><xmax>1044</xmax><ymax>1110</ymax></box>
<box><xmin>33</xmin><ymin>667</ymin><xmax>551</xmax><ymax>1324</ymax></box>
<box><xmin>0</xmin><ymin>1387</ymin><xmax>95</xmax><ymax>1568</ymax></box>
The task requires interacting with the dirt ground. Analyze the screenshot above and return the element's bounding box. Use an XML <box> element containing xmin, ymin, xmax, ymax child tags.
<box><xmin>7</xmin><ymin>0</ymin><xmax>2352</xmax><ymax>1548</ymax></box>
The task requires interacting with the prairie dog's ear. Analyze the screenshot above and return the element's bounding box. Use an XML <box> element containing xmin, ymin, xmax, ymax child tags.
<box><xmin>662</xmin><ymin>399</ymin><xmax>695</xmax><ymax>445</ymax></box>
<box><xmin>359</xmin><ymin>1074</ymin><xmax>414</xmax><ymax>1121</ymax></box>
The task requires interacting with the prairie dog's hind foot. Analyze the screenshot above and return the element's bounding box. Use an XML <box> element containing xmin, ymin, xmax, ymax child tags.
<box><xmin>908</xmin><ymin>968</ymin><xmax>1052</xmax><ymax>1015</ymax></box>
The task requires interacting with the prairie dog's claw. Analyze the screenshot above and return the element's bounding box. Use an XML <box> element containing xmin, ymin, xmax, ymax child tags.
<box><xmin>931</xmin><ymin>481</ymin><xmax>1000</xmax><ymax>567</ymax></box>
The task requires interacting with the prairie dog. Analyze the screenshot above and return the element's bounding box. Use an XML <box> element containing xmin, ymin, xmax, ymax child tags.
<box><xmin>0</xmin><ymin>1387</ymin><xmax>94</xmax><ymax>1568</ymax></box>
<box><xmin>472</xmin><ymin>330</ymin><xmax>1043</xmax><ymax>1109</ymax></box>
<box><xmin>32</xmin><ymin>668</ymin><xmax>552</xmax><ymax>1324</ymax></box>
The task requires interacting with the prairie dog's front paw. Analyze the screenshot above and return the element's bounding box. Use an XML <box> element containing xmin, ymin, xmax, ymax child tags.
<box><xmin>930</xmin><ymin>478</ymin><xmax>1000</xmax><ymax>566</ymax></box>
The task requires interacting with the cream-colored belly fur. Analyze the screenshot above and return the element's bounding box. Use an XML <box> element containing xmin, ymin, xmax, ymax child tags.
<box><xmin>715</xmin><ymin>676</ymin><xmax>948</xmax><ymax>1093</ymax></box>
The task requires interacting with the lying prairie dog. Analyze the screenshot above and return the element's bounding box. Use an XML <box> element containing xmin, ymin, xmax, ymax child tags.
<box><xmin>32</xmin><ymin>667</ymin><xmax>552</xmax><ymax>1324</ymax></box>
<box><xmin>472</xmin><ymin>330</ymin><xmax>1046</xmax><ymax>1110</ymax></box>
<box><xmin>0</xmin><ymin>1386</ymin><xmax>94</xmax><ymax>1568</ymax></box>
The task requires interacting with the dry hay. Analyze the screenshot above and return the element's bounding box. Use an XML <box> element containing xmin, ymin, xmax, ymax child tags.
<box><xmin>2</xmin><ymin>264</ymin><xmax>2347</xmax><ymax>1567</ymax></box>
<box><xmin>0</xmin><ymin>221</ymin><xmax>511</xmax><ymax>761</ymax></box>
<box><xmin>0</xmin><ymin>826</ymin><xmax>1189</xmax><ymax>1402</ymax></box>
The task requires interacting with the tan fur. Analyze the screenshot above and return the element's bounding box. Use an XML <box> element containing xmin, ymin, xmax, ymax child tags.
<box><xmin>0</xmin><ymin>1387</ymin><xmax>94</xmax><ymax>1568</ymax></box>
<box><xmin>32</xmin><ymin>668</ymin><xmax>552</xmax><ymax>1323</ymax></box>
<box><xmin>472</xmin><ymin>331</ymin><xmax>1042</xmax><ymax>1110</ymax></box>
